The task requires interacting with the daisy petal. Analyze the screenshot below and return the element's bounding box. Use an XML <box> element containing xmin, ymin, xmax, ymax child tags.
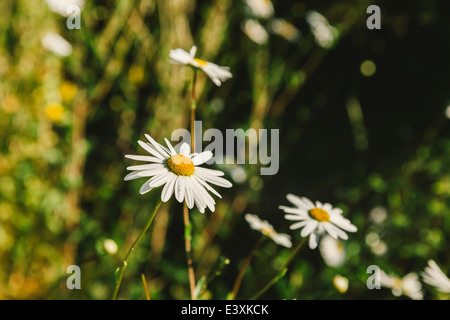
<box><xmin>148</xmin><ymin>173</ymin><xmax>173</xmax><ymax>188</ymax></box>
<box><xmin>127</xmin><ymin>163</ymin><xmax>165</xmax><ymax>171</ymax></box>
<box><xmin>309</xmin><ymin>233</ymin><xmax>319</xmax><ymax>249</ymax></box>
<box><xmin>191</xmin><ymin>151</ymin><xmax>213</xmax><ymax>165</ymax></box>
<box><xmin>189</xmin><ymin>46</ymin><xmax>197</xmax><ymax>58</ymax></box>
<box><xmin>124</xmin><ymin>171</ymin><xmax>143</xmax><ymax>181</ymax></box>
<box><xmin>139</xmin><ymin>180</ymin><xmax>153</xmax><ymax>195</ymax></box>
<box><xmin>195</xmin><ymin>167</ymin><xmax>225</xmax><ymax>176</ymax></box>
<box><xmin>180</xmin><ymin>143</ymin><xmax>191</xmax><ymax>157</ymax></box>
<box><xmin>145</xmin><ymin>134</ymin><xmax>171</xmax><ymax>158</ymax></box>
<box><xmin>125</xmin><ymin>154</ymin><xmax>163</xmax><ymax>163</ymax></box>
<box><xmin>184</xmin><ymin>177</ymin><xmax>195</xmax><ymax>209</ymax></box>
<box><xmin>161</xmin><ymin>175</ymin><xmax>177</xmax><ymax>202</ymax></box>
<box><xmin>289</xmin><ymin>220</ymin><xmax>309</xmax><ymax>230</ymax></box>
<box><xmin>300</xmin><ymin>220</ymin><xmax>319</xmax><ymax>237</ymax></box>
<box><xmin>164</xmin><ymin>138</ymin><xmax>177</xmax><ymax>155</ymax></box>
<box><xmin>138</xmin><ymin>140</ymin><xmax>165</xmax><ymax>160</ymax></box>
<box><xmin>174</xmin><ymin>177</ymin><xmax>185</xmax><ymax>202</ymax></box>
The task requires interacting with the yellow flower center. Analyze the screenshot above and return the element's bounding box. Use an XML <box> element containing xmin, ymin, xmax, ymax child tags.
<box><xmin>261</xmin><ymin>227</ymin><xmax>273</xmax><ymax>237</ymax></box>
<box><xmin>193</xmin><ymin>58</ymin><xmax>208</xmax><ymax>66</ymax></box>
<box><xmin>393</xmin><ymin>278</ymin><xmax>403</xmax><ymax>290</ymax></box>
<box><xmin>167</xmin><ymin>154</ymin><xmax>195</xmax><ymax>176</ymax></box>
<box><xmin>309</xmin><ymin>207</ymin><xmax>330</xmax><ymax>222</ymax></box>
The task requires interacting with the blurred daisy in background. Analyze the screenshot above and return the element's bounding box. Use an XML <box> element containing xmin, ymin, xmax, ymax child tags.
<box><xmin>279</xmin><ymin>194</ymin><xmax>357</xmax><ymax>249</ymax></box>
<box><xmin>333</xmin><ymin>274</ymin><xmax>349</xmax><ymax>294</ymax></box>
<box><xmin>380</xmin><ymin>270</ymin><xmax>423</xmax><ymax>300</ymax></box>
<box><xmin>319</xmin><ymin>235</ymin><xmax>346</xmax><ymax>267</ymax></box>
<box><xmin>244</xmin><ymin>0</ymin><xmax>274</xmax><ymax>19</ymax></box>
<box><xmin>368</xmin><ymin>205</ymin><xmax>387</xmax><ymax>224</ymax></box>
<box><xmin>243</xmin><ymin>19</ymin><xmax>269</xmax><ymax>45</ymax></box>
<box><xmin>102</xmin><ymin>239</ymin><xmax>118</xmax><ymax>255</ymax></box>
<box><xmin>305</xmin><ymin>11</ymin><xmax>339</xmax><ymax>48</ymax></box>
<box><xmin>169</xmin><ymin>46</ymin><xmax>232</xmax><ymax>86</ymax></box>
<box><xmin>44</xmin><ymin>0</ymin><xmax>84</xmax><ymax>17</ymax></box>
<box><xmin>41</xmin><ymin>32</ymin><xmax>73</xmax><ymax>57</ymax></box>
<box><xmin>245</xmin><ymin>213</ymin><xmax>292</xmax><ymax>248</ymax></box>
<box><xmin>421</xmin><ymin>260</ymin><xmax>450</xmax><ymax>293</ymax></box>
<box><xmin>124</xmin><ymin>134</ymin><xmax>232</xmax><ymax>213</ymax></box>
<box><xmin>365</xmin><ymin>232</ymin><xmax>388</xmax><ymax>256</ymax></box>
<box><xmin>269</xmin><ymin>18</ymin><xmax>301</xmax><ymax>43</ymax></box>
<box><xmin>365</xmin><ymin>231</ymin><xmax>388</xmax><ymax>256</ymax></box>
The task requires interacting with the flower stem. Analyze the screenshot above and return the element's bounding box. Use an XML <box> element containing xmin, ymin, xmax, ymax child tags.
<box><xmin>112</xmin><ymin>198</ymin><xmax>162</xmax><ymax>300</ymax></box>
<box><xmin>190</xmin><ymin>69</ymin><xmax>198</xmax><ymax>152</ymax></box>
<box><xmin>228</xmin><ymin>237</ymin><xmax>266</xmax><ymax>300</ymax></box>
<box><xmin>183</xmin><ymin>203</ymin><xmax>196</xmax><ymax>300</ymax></box>
<box><xmin>141</xmin><ymin>273</ymin><xmax>151</xmax><ymax>300</ymax></box>
<box><xmin>250</xmin><ymin>237</ymin><xmax>307</xmax><ymax>300</ymax></box>
<box><xmin>184</xmin><ymin>68</ymin><xmax>199</xmax><ymax>300</ymax></box>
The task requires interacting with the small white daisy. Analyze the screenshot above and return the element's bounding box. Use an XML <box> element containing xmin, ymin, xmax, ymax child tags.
<box><xmin>279</xmin><ymin>194</ymin><xmax>357</xmax><ymax>249</ymax></box>
<box><xmin>421</xmin><ymin>260</ymin><xmax>450</xmax><ymax>293</ymax></box>
<box><xmin>270</xmin><ymin>18</ymin><xmax>301</xmax><ymax>42</ymax></box>
<box><xmin>169</xmin><ymin>46</ymin><xmax>232</xmax><ymax>86</ymax></box>
<box><xmin>305</xmin><ymin>10</ymin><xmax>339</xmax><ymax>48</ymax></box>
<box><xmin>124</xmin><ymin>134</ymin><xmax>232</xmax><ymax>213</ymax></box>
<box><xmin>319</xmin><ymin>235</ymin><xmax>346</xmax><ymax>267</ymax></box>
<box><xmin>243</xmin><ymin>19</ymin><xmax>269</xmax><ymax>45</ymax></box>
<box><xmin>245</xmin><ymin>213</ymin><xmax>292</xmax><ymax>248</ymax></box>
<box><xmin>380</xmin><ymin>270</ymin><xmax>423</xmax><ymax>300</ymax></box>
<box><xmin>333</xmin><ymin>274</ymin><xmax>349</xmax><ymax>294</ymax></box>
<box><xmin>244</xmin><ymin>0</ymin><xmax>274</xmax><ymax>19</ymax></box>
<box><xmin>245</xmin><ymin>214</ymin><xmax>292</xmax><ymax>248</ymax></box>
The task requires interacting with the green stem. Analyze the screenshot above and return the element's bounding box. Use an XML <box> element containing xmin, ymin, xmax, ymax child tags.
<box><xmin>184</xmin><ymin>68</ymin><xmax>199</xmax><ymax>300</ymax></box>
<box><xmin>228</xmin><ymin>237</ymin><xmax>266</xmax><ymax>300</ymax></box>
<box><xmin>190</xmin><ymin>68</ymin><xmax>198</xmax><ymax>153</ymax></box>
<box><xmin>112</xmin><ymin>198</ymin><xmax>162</xmax><ymax>300</ymax></box>
<box><xmin>250</xmin><ymin>237</ymin><xmax>307</xmax><ymax>300</ymax></box>
<box><xmin>141</xmin><ymin>273</ymin><xmax>151</xmax><ymax>300</ymax></box>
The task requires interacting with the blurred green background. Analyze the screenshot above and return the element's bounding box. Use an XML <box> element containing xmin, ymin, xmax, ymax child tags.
<box><xmin>0</xmin><ymin>0</ymin><xmax>449</xmax><ymax>300</ymax></box>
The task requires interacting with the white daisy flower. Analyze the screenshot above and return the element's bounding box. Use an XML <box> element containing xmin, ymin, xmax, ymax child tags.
<box><xmin>245</xmin><ymin>213</ymin><xmax>292</xmax><ymax>248</ymax></box>
<box><xmin>244</xmin><ymin>0</ymin><xmax>274</xmax><ymax>19</ymax></box>
<box><xmin>421</xmin><ymin>260</ymin><xmax>450</xmax><ymax>293</ymax></box>
<box><xmin>169</xmin><ymin>46</ymin><xmax>232</xmax><ymax>86</ymax></box>
<box><xmin>319</xmin><ymin>235</ymin><xmax>346</xmax><ymax>267</ymax></box>
<box><xmin>279</xmin><ymin>194</ymin><xmax>357</xmax><ymax>250</ymax></box>
<box><xmin>380</xmin><ymin>270</ymin><xmax>423</xmax><ymax>300</ymax></box>
<box><xmin>124</xmin><ymin>134</ymin><xmax>232</xmax><ymax>213</ymax></box>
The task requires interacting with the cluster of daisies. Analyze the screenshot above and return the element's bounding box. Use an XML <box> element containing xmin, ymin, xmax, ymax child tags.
<box><xmin>125</xmin><ymin>46</ymin><xmax>359</xmax><ymax>252</ymax></box>
<box><xmin>242</xmin><ymin>0</ymin><xmax>300</xmax><ymax>45</ymax></box>
<box><xmin>378</xmin><ymin>260</ymin><xmax>450</xmax><ymax>300</ymax></box>
<box><xmin>123</xmin><ymin>45</ymin><xmax>450</xmax><ymax>300</ymax></box>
